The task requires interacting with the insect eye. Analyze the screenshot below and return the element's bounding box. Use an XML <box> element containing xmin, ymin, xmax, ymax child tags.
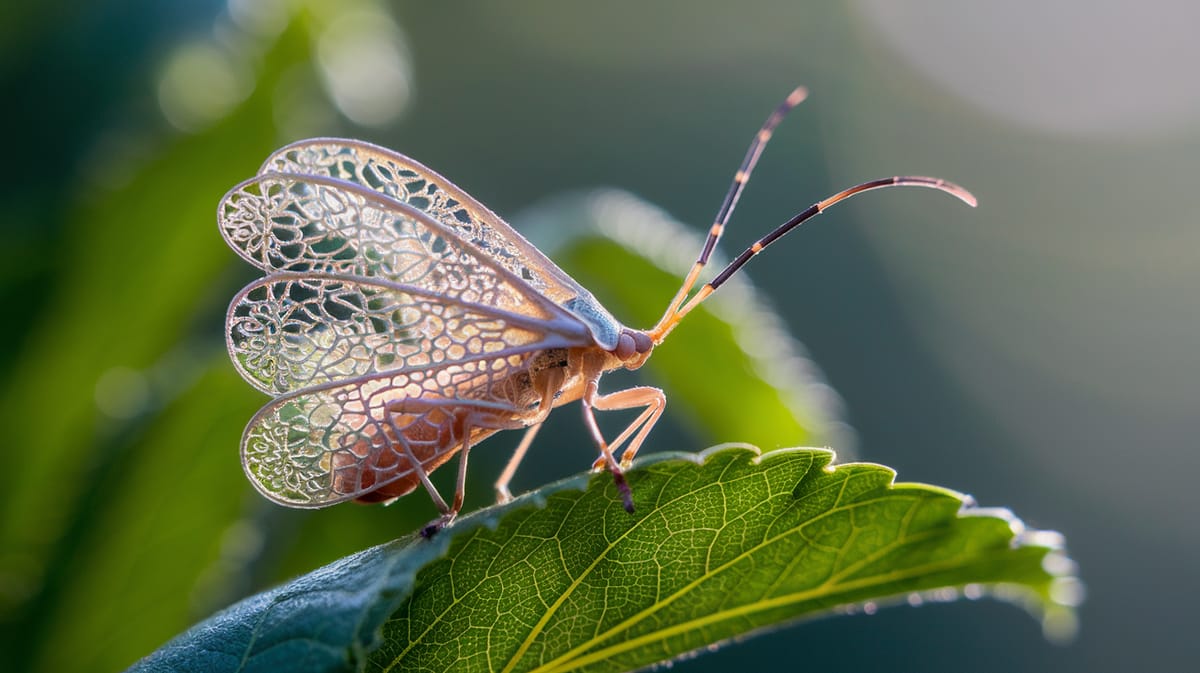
<box><xmin>631</xmin><ymin>331</ymin><xmax>652</xmax><ymax>353</ymax></box>
<box><xmin>614</xmin><ymin>333</ymin><xmax>636</xmax><ymax>360</ymax></box>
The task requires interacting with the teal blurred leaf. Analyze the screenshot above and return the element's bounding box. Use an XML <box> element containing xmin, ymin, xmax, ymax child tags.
<box><xmin>29</xmin><ymin>362</ymin><xmax>265</xmax><ymax>672</ymax></box>
<box><xmin>0</xmin><ymin>6</ymin><xmax>395</xmax><ymax>671</ymax></box>
<box><xmin>130</xmin><ymin>534</ymin><xmax>439</xmax><ymax>673</ymax></box>
<box><xmin>0</xmin><ymin>15</ymin><xmax>311</xmax><ymax>607</ymax></box>
<box><xmin>133</xmin><ymin>446</ymin><xmax>1078</xmax><ymax>673</ymax></box>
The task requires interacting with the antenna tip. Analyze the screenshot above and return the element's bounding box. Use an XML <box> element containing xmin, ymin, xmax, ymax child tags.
<box><xmin>786</xmin><ymin>86</ymin><xmax>809</xmax><ymax>106</ymax></box>
<box><xmin>924</xmin><ymin>177</ymin><xmax>978</xmax><ymax>208</ymax></box>
<box><xmin>952</xmin><ymin>184</ymin><xmax>979</xmax><ymax>208</ymax></box>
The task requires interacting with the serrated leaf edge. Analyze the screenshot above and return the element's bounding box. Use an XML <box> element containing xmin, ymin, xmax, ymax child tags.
<box><xmin>401</xmin><ymin>444</ymin><xmax>1079</xmax><ymax>672</ymax></box>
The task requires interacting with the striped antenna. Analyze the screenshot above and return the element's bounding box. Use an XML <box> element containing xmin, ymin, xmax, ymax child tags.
<box><xmin>657</xmin><ymin>86</ymin><xmax>809</xmax><ymax>327</ymax></box>
<box><xmin>650</xmin><ymin>93</ymin><xmax>977</xmax><ymax>341</ymax></box>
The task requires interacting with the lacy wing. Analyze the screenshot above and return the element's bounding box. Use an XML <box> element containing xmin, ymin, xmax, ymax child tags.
<box><xmin>252</xmin><ymin>138</ymin><xmax>623</xmax><ymax>349</ymax></box>
<box><xmin>220</xmin><ymin>174</ymin><xmax>597</xmax><ymax>394</ymax></box>
<box><xmin>227</xmin><ymin>272</ymin><xmax>593</xmax><ymax>395</ymax></box>
<box><xmin>241</xmin><ymin>352</ymin><xmax>536</xmax><ymax>507</ymax></box>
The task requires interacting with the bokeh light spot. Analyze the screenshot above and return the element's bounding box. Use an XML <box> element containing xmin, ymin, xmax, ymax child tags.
<box><xmin>317</xmin><ymin>9</ymin><xmax>413</xmax><ymax>127</ymax></box>
<box><xmin>157</xmin><ymin>40</ymin><xmax>253</xmax><ymax>133</ymax></box>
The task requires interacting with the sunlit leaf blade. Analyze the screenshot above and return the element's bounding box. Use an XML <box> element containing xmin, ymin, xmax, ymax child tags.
<box><xmin>372</xmin><ymin>446</ymin><xmax>1076</xmax><ymax>673</ymax></box>
<box><xmin>0</xmin><ymin>14</ymin><xmax>312</xmax><ymax>627</ymax></box>
<box><xmin>517</xmin><ymin>190</ymin><xmax>851</xmax><ymax>452</ymax></box>
<box><xmin>132</xmin><ymin>446</ymin><xmax>1077</xmax><ymax>673</ymax></box>
<box><xmin>32</xmin><ymin>363</ymin><xmax>263</xmax><ymax>673</ymax></box>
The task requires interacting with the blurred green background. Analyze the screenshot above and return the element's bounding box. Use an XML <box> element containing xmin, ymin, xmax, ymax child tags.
<box><xmin>2</xmin><ymin>1</ymin><xmax>1196</xmax><ymax>671</ymax></box>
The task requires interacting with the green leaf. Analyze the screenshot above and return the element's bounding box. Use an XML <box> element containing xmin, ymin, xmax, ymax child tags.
<box><xmin>517</xmin><ymin>191</ymin><xmax>851</xmax><ymax>451</ymax></box>
<box><xmin>129</xmin><ymin>535</ymin><xmax>443</xmax><ymax>673</ymax></box>
<box><xmin>132</xmin><ymin>446</ymin><xmax>1078</xmax><ymax>673</ymax></box>
<box><xmin>0</xmin><ymin>11</ymin><xmax>312</xmax><ymax>624</ymax></box>
<box><xmin>29</xmin><ymin>362</ymin><xmax>265</xmax><ymax>673</ymax></box>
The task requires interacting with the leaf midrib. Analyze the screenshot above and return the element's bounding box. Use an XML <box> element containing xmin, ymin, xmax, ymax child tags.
<box><xmin>384</xmin><ymin>461</ymin><xmax>941</xmax><ymax>673</ymax></box>
<box><xmin>527</xmin><ymin>493</ymin><xmax>931</xmax><ymax>673</ymax></box>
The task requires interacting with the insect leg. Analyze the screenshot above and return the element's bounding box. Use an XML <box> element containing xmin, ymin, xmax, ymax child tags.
<box><xmin>495</xmin><ymin>364</ymin><xmax>565</xmax><ymax>504</ymax></box>
<box><xmin>495</xmin><ymin>422</ymin><xmax>542</xmax><ymax>504</ymax></box>
<box><xmin>587</xmin><ymin>386</ymin><xmax>666</xmax><ymax>470</ymax></box>
<box><xmin>420</xmin><ymin>413</ymin><xmax>478</xmax><ymax>538</ymax></box>
<box><xmin>417</xmin><ymin>404</ymin><xmax>527</xmax><ymax>538</ymax></box>
<box><xmin>391</xmin><ymin>433</ymin><xmax>451</xmax><ymax>514</ymax></box>
<box><xmin>379</xmin><ymin>396</ymin><xmax>518</xmax><ymax>536</ymax></box>
<box><xmin>581</xmin><ymin>379</ymin><xmax>636</xmax><ymax>513</ymax></box>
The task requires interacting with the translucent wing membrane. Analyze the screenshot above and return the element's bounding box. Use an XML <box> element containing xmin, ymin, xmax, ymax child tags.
<box><xmin>254</xmin><ymin>138</ymin><xmax>624</xmax><ymax>349</ymax></box>
<box><xmin>242</xmin><ymin>353</ymin><xmax>535</xmax><ymax>507</ymax></box>
<box><xmin>258</xmin><ymin>139</ymin><xmax>578</xmax><ymax>298</ymax></box>
<box><xmin>221</xmin><ymin>172</ymin><xmax>523</xmax><ymax>287</ymax></box>
<box><xmin>227</xmin><ymin>273</ymin><xmax>590</xmax><ymax>395</ymax></box>
<box><xmin>220</xmin><ymin>169</ymin><xmax>620</xmax><ymax>348</ymax></box>
<box><xmin>220</xmin><ymin>166</ymin><xmax>605</xmax><ymax>507</ymax></box>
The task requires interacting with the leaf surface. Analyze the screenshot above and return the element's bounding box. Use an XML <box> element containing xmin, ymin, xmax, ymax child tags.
<box><xmin>133</xmin><ymin>446</ymin><xmax>1077</xmax><ymax>673</ymax></box>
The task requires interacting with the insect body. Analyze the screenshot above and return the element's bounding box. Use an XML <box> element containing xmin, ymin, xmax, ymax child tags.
<box><xmin>219</xmin><ymin>87</ymin><xmax>975</xmax><ymax>536</ymax></box>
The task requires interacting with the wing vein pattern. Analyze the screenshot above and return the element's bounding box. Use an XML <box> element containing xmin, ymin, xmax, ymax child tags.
<box><xmin>218</xmin><ymin>145</ymin><xmax>601</xmax><ymax>506</ymax></box>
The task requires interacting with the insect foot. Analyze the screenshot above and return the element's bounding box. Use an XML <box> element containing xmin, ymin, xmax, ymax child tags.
<box><xmin>420</xmin><ymin>513</ymin><xmax>456</xmax><ymax>539</ymax></box>
<box><xmin>613</xmin><ymin>468</ymin><xmax>635</xmax><ymax>514</ymax></box>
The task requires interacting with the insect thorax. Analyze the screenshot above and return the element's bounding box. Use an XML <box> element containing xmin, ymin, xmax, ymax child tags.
<box><xmin>528</xmin><ymin>347</ymin><xmax>570</xmax><ymax>374</ymax></box>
